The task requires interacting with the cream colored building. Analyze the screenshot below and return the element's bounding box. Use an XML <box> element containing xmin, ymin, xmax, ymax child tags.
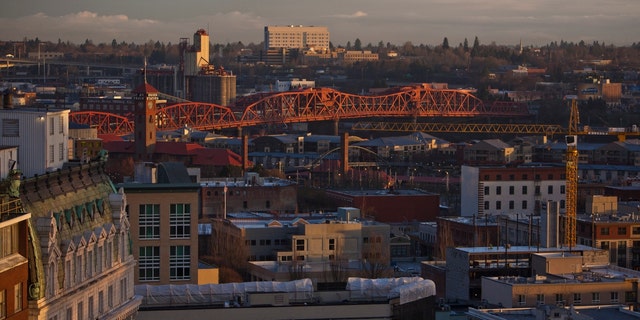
<box><xmin>21</xmin><ymin>162</ymin><xmax>141</xmax><ymax>320</ymax></box>
<box><xmin>338</xmin><ymin>50</ymin><xmax>380</xmax><ymax>63</ymax></box>
<box><xmin>481</xmin><ymin>252</ymin><xmax>640</xmax><ymax>308</ymax></box>
<box><xmin>264</xmin><ymin>25</ymin><xmax>330</xmax><ymax>51</ymax></box>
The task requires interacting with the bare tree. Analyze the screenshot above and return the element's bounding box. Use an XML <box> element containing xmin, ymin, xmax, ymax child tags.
<box><xmin>360</xmin><ymin>233</ymin><xmax>393</xmax><ymax>279</ymax></box>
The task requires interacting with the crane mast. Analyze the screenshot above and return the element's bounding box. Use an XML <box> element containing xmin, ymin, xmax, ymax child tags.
<box><xmin>565</xmin><ymin>99</ymin><xmax>579</xmax><ymax>248</ymax></box>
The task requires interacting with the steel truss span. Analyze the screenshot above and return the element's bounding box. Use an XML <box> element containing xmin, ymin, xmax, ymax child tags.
<box><xmin>70</xmin><ymin>85</ymin><xmax>530</xmax><ymax>135</ymax></box>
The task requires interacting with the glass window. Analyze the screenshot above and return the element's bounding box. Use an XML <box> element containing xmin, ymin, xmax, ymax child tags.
<box><xmin>522</xmin><ymin>186</ymin><xmax>528</xmax><ymax>195</ymax></box>
<box><xmin>548</xmin><ymin>185</ymin><xmax>553</xmax><ymax>194</ymax></box>
<box><xmin>139</xmin><ymin>204</ymin><xmax>160</xmax><ymax>239</ymax></box>
<box><xmin>496</xmin><ymin>201</ymin><xmax>501</xmax><ymax>210</ymax></box>
<box><xmin>496</xmin><ymin>186</ymin><xmax>502</xmax><ymax>195</ymax></box>
<box><xmin>484</xmin><ymin>186</ymin><xmax>489</xmax><ymax>195</ymax></box>
<box><xmin>170</xmin><ymin>203</ymin><xmax>191</xmax><ymax>239</ymax></box>
<box><xmin>296</xmin><ymin>239</ymin><xmax>305</xmax><ymax>251</ymax></box>
<box><xmin>14</xmin><ymin>283</ymin><xmax>22</xmax><ymax>312</ymax></box>
<box><xmin>170</xmin><ymin>245</ymin><xmax>191</xmax><ymax>280</ymax></box>
<box><xmin>329</xmin><ymin>239</ymin><xmax>335</xmax><ymax>250</ymax></box>
<box><xmin>509</xmin><ymin>186</ymin><xmax>514</xmax><ymax>195</ymax></box>
<box><xmin>138</xmin><ymin>246</ymin><xmax>160</xmax><ymax>281</ymax></box>
<box><xmin>522</xmin><ymin>201</ymin><xmax>528</xmax><ymax>210</ymax></box>
<box><xmin>592</xmin><ymin>292</ymin><xmax>600</xmax><ymax>303</ymax></box>
<box><xmin>509</xmin><ymin>201</ymin><xmax>514</xmax><ymax>210</ymax></box>
<box><xmin>2</xmin><ymin>119</ymin><xmax>19</xmax><ymax>137</ymax></box>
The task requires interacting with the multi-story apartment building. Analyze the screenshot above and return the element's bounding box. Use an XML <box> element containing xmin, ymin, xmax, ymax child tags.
<box><xmin>0</xmin><ymin>196</ymin><xmax>30</xmax><ymax>320</ymax></box>
<box><xmin>460</xmin><ymin>165</ymin><xmax>567</xmax><ymax>217</ymax></box>
<box><xmin>120</xmin><ymin>179</ymin><xmax>201</xmax><ymax>285</ymax></box>
<box><xmin>482</xmin><ymin>252</ymin><xmax>640</xmax><ymax>308</ymax></box>
<box><xmin>264</xmin><ymin>25</ymin><xmax>330</xmax><ymax>51</ymax></box>
<box><xmin>0</xmin><ymin>107</ymin><xmax>69</xmax><ymax>179</ymax></box>
<box><xmin>20</xmin><ymin>161</ymin><xmax>141</xmax><ymax>320</ymax></box>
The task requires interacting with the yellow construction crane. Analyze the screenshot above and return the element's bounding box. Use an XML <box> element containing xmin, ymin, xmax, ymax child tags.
<box><xmin>564</xmin><ymin>99</ymin><xmax>579</xmax><ymax>248</ymax></box>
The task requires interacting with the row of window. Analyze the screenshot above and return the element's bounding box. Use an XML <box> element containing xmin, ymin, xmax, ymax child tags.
<box><xmin>139</xmin><ymin>204</ymin><xmax>191</xmax><ymax>240</ymax></box>
<box><xmin>245</xmin><ymin>239</ymin><xmax>290</xmax><ymax>246</ymax></box>
<box><xmin>48</xmin><ymin>280</ymin><xmax>127</xmax><ymax>320</ymax></box>
<box><xmin>139</xmin><ymin>245</ymin><xmax>191</xmax><ymax>281</ymax></box>
<box><xmin>524</xmin><ymin>291</ymin><xmax>629</xmax><ymax>305</ymax></box>
<box><xmin>483</xmin><ymin>173</ymin><xmax>565</xmax><ymax>181</ymax></box>
<box><xmin>484</xmin><ymin>185</ymin><xmax>565</xmax><ymax>196</ymax></box>
<box><xmin>484</xmin><ymin>200</ymin><xmax>564</xmax><ymax>211</ymax></box>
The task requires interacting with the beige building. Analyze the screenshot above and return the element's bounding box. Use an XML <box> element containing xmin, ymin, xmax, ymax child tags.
<box><xmin>338</xmin><ymin>50</ymin><xmax>380</xmax><ymax>63</ymax></box>
<box><xmin>264</xmin><ymin>25</ymin><xmax>330</xmax><ymax>51</ymax></box>
<box><xmin>21</xmin><ymin>161</ymin><xmax>141</xmax><ymax>320</ymax></box>
<box><xmin>121</xmin><ymin>182</ymin><xmax>201</xmax><ymax>285</ymax></box>
<box><xmin>184</xmin><ymin>29</ymin><xmax>210</xmax><ymax>76</ymax></box>
<box><xmin>482</xmin><ymin>252</ymin><xmax>640</xmax><ymax>308</ymax></box>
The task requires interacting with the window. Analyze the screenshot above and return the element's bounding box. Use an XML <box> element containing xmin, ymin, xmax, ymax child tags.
<box><xmin>496</xmin><ymin>174</ymin><xmax>502</xmax><ymax>181</ymax></box>
<box><xmin>496</xmin><ymin>201</ymin><xmax>501</xmax><ymax>210</ymax></box>
<box><xmin>618</xmin><ymin>227</ymin><xmax>627</xmax><ymax>235</ymax></box>
<box><xmin>548</xmin><ymin>185</ymin><xmax>553</xmax><ymax>194</ymax></box>
<box><xmin>108</xmin><ymin>285</ymin><xmax>113</xmax><ymax>307</ymax></box>
<box><xmin>0</xmin><ymin>290</ymin><xmax>5</xmax><ymax>319</ymax></box>
<box><xmin>555</xmin><ymin>293</ymin><xmax>564</xmax><ymax>304</ymax></box>
<box><xmin>59</xmin><ymin>143</ymin><xmax>64</xmax><ymax>160</ymax></box>
<box><xmin>535</xmin><ymin>174</ymin><xmax>540</xmax><ymax>180</ymax></box>
<box><xmin>592</xmin><ymin>292</ymin><xmax>600</xmax><ymax>303</ymax></box>
<box><xmin>560</xmin><ymin>200</ymin><xmax>565</xmax><ymax>209</ymax></box>
<box><xmin>509</xmin><ymin>174</ymin><xmax>515</xmax><ymax>181</ymax></box>
<box><xmin>535</xmin><ymin>186</ymin><xmax>540</xmax><ymax>195</ymax></box>
<box><xmin>170</xmin><ymin>203</ymin><xmax>191</xmax><ymax>239</ymax></box>
<box><xmin>496</xmin><ymin>186</ymin><xmax>502</xmax><ymax>195</ymax></box>
<box><xmin>49</xmin><ymin>145</ymin><xmax>54</xmax><ymax>163</ymax></box>
<box><xmin>560</xmin><ymin>185</ymin><xmax>566</xmax><ymax>194</ymax></box>
<box><xmin>522</xmin><ymin>201</ymin><xmax>528</xmax><ymax>210</ymax></box>
<box><xmin>98</xmin><ymin>291</ymin><xmax>104</xmax><ymax>314</ymax></box>
<box><xmin>139</xmin><ymin>246</ymin><xmax>160</xmax><ymax>281</ymax></box>
<box><xmin>66</xmin><ymin>307</ymin><xmax>72</xmax><ymax>320</ymax></box>
<box><xmin>509</xmin><ymin>201</ymin><xmax>514</xmax><ymax>210</ymax></box>
<box><xmin>548</xmin><ymin>174</ymin><xmax>553</xmax><ymax>180</ymax></box>
<box><xmin>2</xmin><ymin>119</ymin><xmax>19</xmax><ymax>137</ymax></box>
<box><xmin>243</xmin><ymin>201</ymin><xmax>248</xmax><ymax>209</ymax></box>
<box><xmin>601</xmin><ymin>241</ymin><xmax>610</xmax><ymax>250</ymax></box>
<box><xmin>59</xmin><ymin>115</ymin><xmax>64</xmax><ymax>133</ymax></box>
<box><xmin>484</xmin><ymin>201</ymin><xmax>490</xmax><ymax>210</ymax></box>
<box><xmin>611</xmin><ymin>291</ymin><xmax>618</xmax><ymax>303</ymax></box>
<box><xmin>88</xmin><ymin>296</ymin><xmax>94</xmax><ymax>319</ymax></box>
<box><xmin>139</xmin><ymin>204</ymin><xmax>160</xmax><ymax>239</ymax></box>
<box><xmin>522</xmin><ymin>174</ymin><xmax>528</xmax><ymax>180</ymax></box>
<box><xmin>509</xmin><ymin>186</ymin><xmax>514</xmax><ymax>195</ymax></box>
<box><xmin>517</xmin><ymin>294</ymin><xmax>525</xmax><ymax>306</ymax></box>
<box><xmin>0</xmin><ymin>224</ymin><xmax>18</xmax><ymax>259</ymax></box>
<box><xmin>536</xmin><ymin>293</ymin><xmax>545</xmax><ymax>305</ymax></box>
<box><xmin>573</xmin><ymin>293</ymin><xmax>581</xmax><ymax>304</ymax></box>
<box><xmin>14</xmin><ymin>283</ymin><xmax>22</xmax><ymax>312</ymax></box>
<box><xmin>484</xmin><ymin>186</ymin><xmax>489</xmax><ymax>195</ymax></box>
<box><xmin>50</xmin><ymin>118</ymin><xmax>55</xmax><ymax>135</ymax></box>
<box><xmin>170</xmin><ymin>245</ymin><xmax>191</xmax><ymax>280</ymax></box>
<box><xmin>329</xmin><ymin>239</ymin><xmax>335</xmax><ymax>250</ymax></box>
<box><xmin>296</xmin><ymin>239</ymin><xmax>305</xmax><ymax>251</ymax></box>
<box><xmin>601</xmin><ymin>227</ymin><xmax>610</xmax><ymax>235</ymax></box>
<box><xmin>632</xmin><ymin>226</ymin><xmax>640</xmax><ymax>235</ymax></box>
<box><xmin>77</xmin><ymin>301</ymin><xmax>83</xmax><ymax>320</ymax></box>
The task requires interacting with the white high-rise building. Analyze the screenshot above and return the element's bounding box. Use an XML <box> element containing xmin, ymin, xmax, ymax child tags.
<box><xmin>184</xmin><ymin>29</ymin><xmax>210</xmax><ymax>76</ymax></box>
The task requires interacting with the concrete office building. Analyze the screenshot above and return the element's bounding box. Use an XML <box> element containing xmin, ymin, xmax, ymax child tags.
<box><xmin>264</xmin><ymin>25</ymin><xmax>330</xmax><ymax>51</ymax></box>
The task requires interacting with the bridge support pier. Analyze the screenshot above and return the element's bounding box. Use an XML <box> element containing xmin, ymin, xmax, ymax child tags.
<box><xmin>242</xmin><ymin>134</ymin><xmax>250</xmax><ymax>173</ymax></box>
<box><xmin>333</xmin><ymin>119</ymin><xmax>339</xmax><ymax>136</ymax></box>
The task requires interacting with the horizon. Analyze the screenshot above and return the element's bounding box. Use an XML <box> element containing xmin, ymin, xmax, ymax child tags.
<box><xmin>0</xmin><ymin>0</ymin><xmax>638</xmax><ymax>47</ymax></box>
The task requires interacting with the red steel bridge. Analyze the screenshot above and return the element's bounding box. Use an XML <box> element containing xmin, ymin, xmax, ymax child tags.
<box><xmin>69</xmin><ymin>85</ymin><xmax>530</xmax><ymax>136</ymax></box>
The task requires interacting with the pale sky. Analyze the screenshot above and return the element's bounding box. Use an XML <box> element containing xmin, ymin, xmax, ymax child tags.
<box><xmin>1</xmin><ymin>0</ymin><xmax>638</xmax><ymax>46</ymax></box>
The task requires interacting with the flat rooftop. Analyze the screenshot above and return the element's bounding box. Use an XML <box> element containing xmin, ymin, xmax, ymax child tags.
<box><xmin>329</xmin><ymin>189</ymin><xmax>435</xmax><ymax>196</ymax></box>
<box><xmin>454</xmin><ymin>245</ymin><xmax>595</xmax><ymax>254</ymax></box>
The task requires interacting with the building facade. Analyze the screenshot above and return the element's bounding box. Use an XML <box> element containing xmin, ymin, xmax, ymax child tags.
<box><xmin>0</xmin><ymin>197</ymin><xmax>30</xmax><ymax>320</ymax></box>
<box><xmin>460</xmin><ymin>165</ymin><xmax>567</xmax><ymax>217</ymax></box>
<box><xmin>21</xmin><ymin>161</ymin><xmax>141</xmax><ymax>320</ymax></box>
<box><xmin>120</xmin><ymin>183</ymin><xmax>201</xmax><ymax>285</ymax></box>
<box><xmin>0</xmin><ymin>108</ymin><xmax>69</xmax><ymax>179</ymax></box>
<box><xmin>264</xmin><ymin>25</ymin><xmax>330</xmax><ymax>51</ymax></box>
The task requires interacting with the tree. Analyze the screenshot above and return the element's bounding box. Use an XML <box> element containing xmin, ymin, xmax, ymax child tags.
<box><xmin>354</xmin><ymin>38</ymin><xmax>362</xmax><ymax>51</ymax></box>
<box><xmin>471</xmin><ymin>36</ymin><xmax>480</xmax><ymax>57</ymax></box>
<box><xmin>442</xmin><ymin>37</ymin><xmax>449</xmax><ymax>50</ymax></box>
<box><xmin>360</xmin><ymin>232</ymin><xmax>393</xmax><ymax>279</ymax></box>
<box><xmin>463</xmin><ymin>38</ymin><xmax>469</xmax><ymax>52</ymax></box>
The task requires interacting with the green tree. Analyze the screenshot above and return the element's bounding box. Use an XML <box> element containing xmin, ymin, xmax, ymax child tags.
<box><xmin>442</xmin><ymin>37</ymin><xmax>449</xmax><ymax>50</ymax></box>
<box><xmin>471</xmin><ymin>36</ymin><xmax>480</xmax><ymax>57</ymax></box>
<box><xmin>354</xmin><ymin>38</ymin><xmax>362</xmax><ymax>51</ymax></box>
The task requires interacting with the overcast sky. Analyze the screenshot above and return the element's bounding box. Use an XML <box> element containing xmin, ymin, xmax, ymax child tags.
<box><xmin>1</xmin><ymin>0</ymin><xmax>638</xmax><ymax>47</ymax></box>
